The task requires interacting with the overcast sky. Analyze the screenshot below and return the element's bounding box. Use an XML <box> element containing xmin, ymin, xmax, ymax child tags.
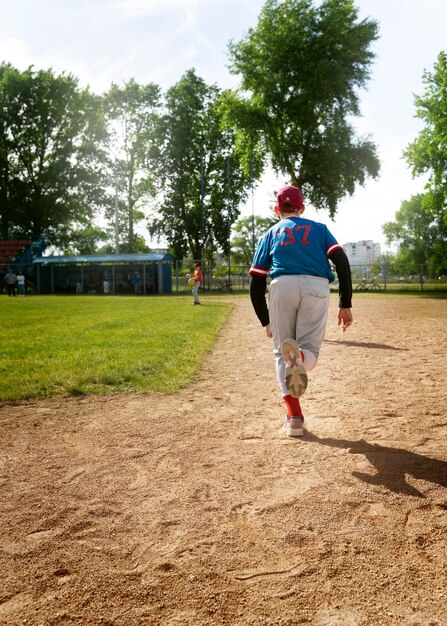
<box><xmin>1</xmin><ymin>0</ymin><xmax>446</xmax><ymax>249</ymax></box>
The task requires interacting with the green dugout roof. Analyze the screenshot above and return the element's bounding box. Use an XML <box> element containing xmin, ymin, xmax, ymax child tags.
<box><xmin>32</xmin><ymin>253</ymin><xmax>172</xmax><ymax>265</ymax></box>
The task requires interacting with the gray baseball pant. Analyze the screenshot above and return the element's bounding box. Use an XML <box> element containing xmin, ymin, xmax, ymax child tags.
<box><xmin>192</xmin><ymin>281</ymin><xmax>201</xmax><ymax>303</ymax></box>
<box><xmin>268</xmin><ymin>274</ymin><xmax>330</xmax><ymax>397</ymax></box>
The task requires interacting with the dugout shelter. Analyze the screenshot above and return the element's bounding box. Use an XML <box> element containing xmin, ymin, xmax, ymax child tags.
<box><xmin>32</xmin><ymin>253</ymin><xmax>173</xmax><ymax>295</ymax></box>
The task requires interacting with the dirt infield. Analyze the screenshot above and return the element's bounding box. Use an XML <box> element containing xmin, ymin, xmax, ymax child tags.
<box><xmin>1</xmin><ymin>295</ymin><xmax>446</xmax><ymax>626</ymax></box>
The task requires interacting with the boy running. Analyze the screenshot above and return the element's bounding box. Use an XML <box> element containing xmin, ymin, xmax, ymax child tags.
<box><xmin>249</xmin><ymin>185</ymin><xmax>353</xmax><ymax>437</ymax></box>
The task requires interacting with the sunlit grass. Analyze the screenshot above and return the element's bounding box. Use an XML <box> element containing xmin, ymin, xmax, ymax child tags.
<box><xmin>0</xmin><ymin>295</ymin><xmax>233</xmax><ymax>401</ymax></box>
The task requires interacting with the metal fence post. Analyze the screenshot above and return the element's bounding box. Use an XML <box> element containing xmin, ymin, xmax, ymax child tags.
<box><xmin>419</xmin><ymin>265</ymin><xmax>424</xmax><ymax>291</ymax></box>
<box><xmin>381</xmin><ymin>257</ymin><xmax>387</xmax><ymax>292</ymax></box>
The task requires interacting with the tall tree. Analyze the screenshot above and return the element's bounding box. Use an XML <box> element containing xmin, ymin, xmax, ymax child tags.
<box><xmin>383</xmin><ymin>195</ymin><xmax>431</xmax><ymax>265</ymax></box>
<box><xmin>103</xmin><ymin>79</ymin><xmax>161</xmax><ymax>253</ymax></box>
<box><xmin>384</xmin><ymin>51</ymin><xmax>447</xmax><ymax>278</ymax></box>
<box><xmin>224</xmin><ymin>0</ymin><xmax>380</xmax><ymax>216</ymax></box>
<box><xmin>0</xmin><ymin>65</ymin><xmax>13</xmax><ymax>238</ymax></box>
<box><xmin>382</xmin><ymin>194</ymin><xmax>446</xmax><ymax>277</ymax></box>
<box><xmin>149</xmin><ymin>69</ymin><xmax>251</xmax><ymax>262</ymax></box>
<box><xmin>0</xmin><ymin>63</ymin><xmax>106</xmax><ymax>245</ymax></box>
<box><xmin>403</xmin><ymin>51</ymin><xmax>447</xmax><ymax>241</ymax></box>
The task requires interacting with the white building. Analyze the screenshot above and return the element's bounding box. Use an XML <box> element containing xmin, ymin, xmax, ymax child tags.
<box><xmin>342</xmin><ymin>240</ymin><xmax>381</xmax><ymax>267</ymax></box>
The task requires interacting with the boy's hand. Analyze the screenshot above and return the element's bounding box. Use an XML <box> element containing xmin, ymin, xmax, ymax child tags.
<box><xmin>338</xmin><ymin>308</ymin><xmax>353</xmax><ymax>332</ymax></box>
<box><xmin>265</xmin><ymin>323</ymin><xmax>273</xmax><ymax>338</ymax></box>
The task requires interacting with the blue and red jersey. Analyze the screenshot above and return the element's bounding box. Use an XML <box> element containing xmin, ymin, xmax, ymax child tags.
<box><xmin>249</xmin><ymin>216</ymin><xmax>342</xmax><ymax>283</ymax></box>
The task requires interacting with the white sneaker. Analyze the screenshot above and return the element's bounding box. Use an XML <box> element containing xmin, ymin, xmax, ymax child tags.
<box><xmin>284</xmin><ymin>416</ymin><xmax>304</xmax><ymax>437</ymax></box>
<box><xmin>281</xmin><ymin>339</ymin><xmax>308</xmax><ymax>398</ymax></box>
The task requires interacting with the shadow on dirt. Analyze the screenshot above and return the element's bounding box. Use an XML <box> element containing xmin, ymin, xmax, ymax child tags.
<box><xmin>304</xmin><ymin>432</ymin><xmax>447</xmax><ymax>498</ymax></box>
<box><xmin>323</xmin><ymin>339</ymin><xmax>408</xmax><ymax>351</ymax></box>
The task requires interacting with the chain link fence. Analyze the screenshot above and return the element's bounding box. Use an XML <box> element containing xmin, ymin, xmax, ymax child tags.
<box><xmin>349</xmin><ymin>262</ymin><xmax>447</xmax><ymax>292</ymax></box>
<box><xmin>2</xmin><ymin>259</ymin><xmax>446</xmax><ymax>295</ymax></box>
<box><xmin>173</xmin><ymin>260</ymin><xmax>447</xmax><ymax>294</ymax></box>
<box><xmin>173</xmin><ymin>262</ymin><xmax>251</xmax><ymax>294</ymax></box>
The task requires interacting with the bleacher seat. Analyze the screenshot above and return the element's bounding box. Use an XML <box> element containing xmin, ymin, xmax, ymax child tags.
<box><xmin>0</xmin><ymin>240</ymin><xmax>32</xmax><ymax>267</ymax></box>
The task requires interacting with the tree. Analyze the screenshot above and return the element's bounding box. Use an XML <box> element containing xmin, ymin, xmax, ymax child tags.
<box><xmin>0</xmin><ymin>63</ymin><xmax>107</xmax><ymax>245</ymax></box>
<box><xmin>370</xmin><ymin>252</ymin><xmax>397</xmax><ymax>279</ymax></box>
<box><xmin>382</xmin><ymin>194</ymin><xmax>446</xmax><ymax>277</ymax></box>
<box><xmin>404</xmin><ymin>52</ymin><xmax>447</xmax><ymax>207</ymax></box>
<box><xmin>384</xmin><ymin>52</ymin><xmax>447</xmax><ymax>277</ymax></box>
<box><xmin>59</xmin><ymin>226</ymin><xmax>108</xmax><ymax>255</ymax></box>
<box><xmin>224</xmin><ymin>0</ymin><xmax>380</xmax><ymax>216</ymax></box>
<box><xmin>149</xmin><ymin>69</ymin><xmax>251</xmax><ymax>262</ymax></box>
<box><xmin>103</xmin><ymin>79</ymin><xmax>161</xmax><ymax>253</ymax></box>
<box><xmin>402</xmin><ymin>51</ymin><xmax>447</xmax><ymax>275</ymax></box>
<box><xmin>231</xmin><ymin>215</ymin><xmax>278</xmax><ymax>265</ymax></box>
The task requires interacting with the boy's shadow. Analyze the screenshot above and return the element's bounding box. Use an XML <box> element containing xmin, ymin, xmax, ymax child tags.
<box><xmin>324</xmin><ymin>339</ymin><xmax>407</xmax><ymax>351</ymax></box>
<box><xmin>304</xmin><ymin>433</ymin><xmax>447</xmax><ymax>498</ymax></box>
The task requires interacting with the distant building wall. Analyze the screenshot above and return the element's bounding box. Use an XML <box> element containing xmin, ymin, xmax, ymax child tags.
<box><xmin>342</xmin><ymin>240</ymin><xmax>381</xmax><ymax>266</ymax></box>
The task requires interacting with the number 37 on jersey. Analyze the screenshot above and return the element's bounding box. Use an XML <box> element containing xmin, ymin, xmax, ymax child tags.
<box><xmin>276</xmin><ymin>224</ymin><xmax>311</xmax><ymax>246</ymax></box>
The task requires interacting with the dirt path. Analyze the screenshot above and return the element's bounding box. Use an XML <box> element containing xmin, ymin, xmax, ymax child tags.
<box><xmin>1</xmin><ymin>296</ymin><xmax>446</xmax><ymax>626</ymax></box>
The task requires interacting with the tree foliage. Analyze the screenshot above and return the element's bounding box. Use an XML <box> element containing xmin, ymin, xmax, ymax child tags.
<box><xmin>370</xmin><ymin>252</ymin><xmax>396</xmax><ymax>278</ymax></box>
<box><xmin>231</xmin><ymin>215</ymin><xmax>278</xmax><ymax>265</ymax></box>
<box><xmin>382</xmin><ymin>194</ymin><xmax>447</xmax><ymax>277</ymax></box>
<box><xmin>404</xmin><ymin>52</ymin><xmax>447</xmax><ymax>210</ymax></box>
<box><xmin>61</xmin><ymin>226</ymin><xmax>109</xmax><ymax>255</ymax></box>
<box><xmin>103</xmin><ymin>79</ymin><xmax>161</xmax><ymax>253</ymax></box>
<box><xmin>149</xmin><ymin>69</ymin><xmax>251</xmax><ymax>262</ymax></box>
<box><xmin>0</xmin><ymin>63</ymin><xmax>106</xmax><ymax>245</ymax></box>
<box><xmin>224</xmin><ymin>0</ymin><xmax>380</xmax><ymax>216</ymax></box>
<box><xmin>385</xmin><ymin>52</ymin><xmax>447</xmax><ymax>277</ymax></box>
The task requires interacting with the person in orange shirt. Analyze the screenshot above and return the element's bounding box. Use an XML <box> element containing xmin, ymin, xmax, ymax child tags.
<box><xmin>192</xmin><ymin>262</ymin><xmax>202</xmax><ymax>305</ymax></box>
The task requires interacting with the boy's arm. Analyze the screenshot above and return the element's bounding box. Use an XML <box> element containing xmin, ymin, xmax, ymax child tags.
<box><xmin>330</xmin><ymin>248</ymin><xmax>352</xmax><ymax>308</ymax></box>
<box><xmin>249</xmin><ymin>275</ymin><xmax>270</xmax><ymax>327</ymax></box>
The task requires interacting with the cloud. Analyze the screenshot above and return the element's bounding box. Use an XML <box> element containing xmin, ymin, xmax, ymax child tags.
<box><xmin>0</xmin><ymin>38</ymin><xmax>30</xmax><ymax>69</ymax></box>
<box><xmin>116</xmin><ymin>0</ymin><xmax>222</xmax><ymax>19</ymax></box>
<box><xmin>0</xmin><ymin>36</ymin><xmax>87</xmax><ymax>81</ymax></box>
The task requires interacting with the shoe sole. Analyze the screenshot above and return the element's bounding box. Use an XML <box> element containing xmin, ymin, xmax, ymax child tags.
<box><xmin>284</xmin><ymin>418</ymin><xmax>304</xmax><ymax>437</ymax></box>
<box><xmin>281</xmin><ymin>339</ymin><xmax>308</xmax><ymax>398</ymax></box>
<box><xmin>285</xmin><ymin>426</ymin><xmax>304</xmax><ymax>437</ymax></box>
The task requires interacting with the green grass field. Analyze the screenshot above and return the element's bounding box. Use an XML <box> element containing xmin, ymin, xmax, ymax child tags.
<box><xmin>0</xmin><ymin>295</ymin><xmax>233</xmax><ymax>402</ymax></box>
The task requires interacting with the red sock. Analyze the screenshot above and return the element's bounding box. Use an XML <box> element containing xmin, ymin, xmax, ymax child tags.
<box><xmin>284</xmin><ymin>394</ymin><xmax>303</xmax><ymax>418</ymax></box>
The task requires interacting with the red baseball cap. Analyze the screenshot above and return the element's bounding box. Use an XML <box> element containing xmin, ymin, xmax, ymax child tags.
<box><xmin>275</xmin><ymin>185</ymin><xmax>304</xmax><ymax>212</ymax></box>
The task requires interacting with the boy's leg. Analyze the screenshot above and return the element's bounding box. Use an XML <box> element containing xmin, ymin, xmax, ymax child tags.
<box><xmin>295</xmin><ymin>276</ymin><xmax>330</xmax><ymax>359</ymax></box>
<box><xmin>192</xmin><ymin>282</ymin><xmax>201</xmax><ymax>304</ymax></box>
<box><xmin>269</xmin><ymin>276</ymin><xmax>329</xmax><ymax>427</ymax></box>
<box><xmin>268</xmin><ymin>276</ymin><xmax>302</xmax><ymax>397</ymax></box>
<box><xmin>281</xmin><ymin>338</ymin><xmax>308</xmax><ymax>397</ymax></box>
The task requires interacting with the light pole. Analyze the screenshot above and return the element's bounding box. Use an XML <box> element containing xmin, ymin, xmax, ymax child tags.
<box><xmin>201</xmin><ymin>147</ymin><xmax>205</xmax><ymax>273</ymax></box>
<box><xmin>114</xmin><ymin>184</ymin><xmax>119</xmax><ymax>254</ymax></box>
<box><xmin>227</xmin><ymin>153</ymin><xmax>231</xmax><ymax>288</ymax></box>
<box><xmin>250</xmin><ymin>152</ymin><xmax>255</xmax><ymax>256</ymax></box>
